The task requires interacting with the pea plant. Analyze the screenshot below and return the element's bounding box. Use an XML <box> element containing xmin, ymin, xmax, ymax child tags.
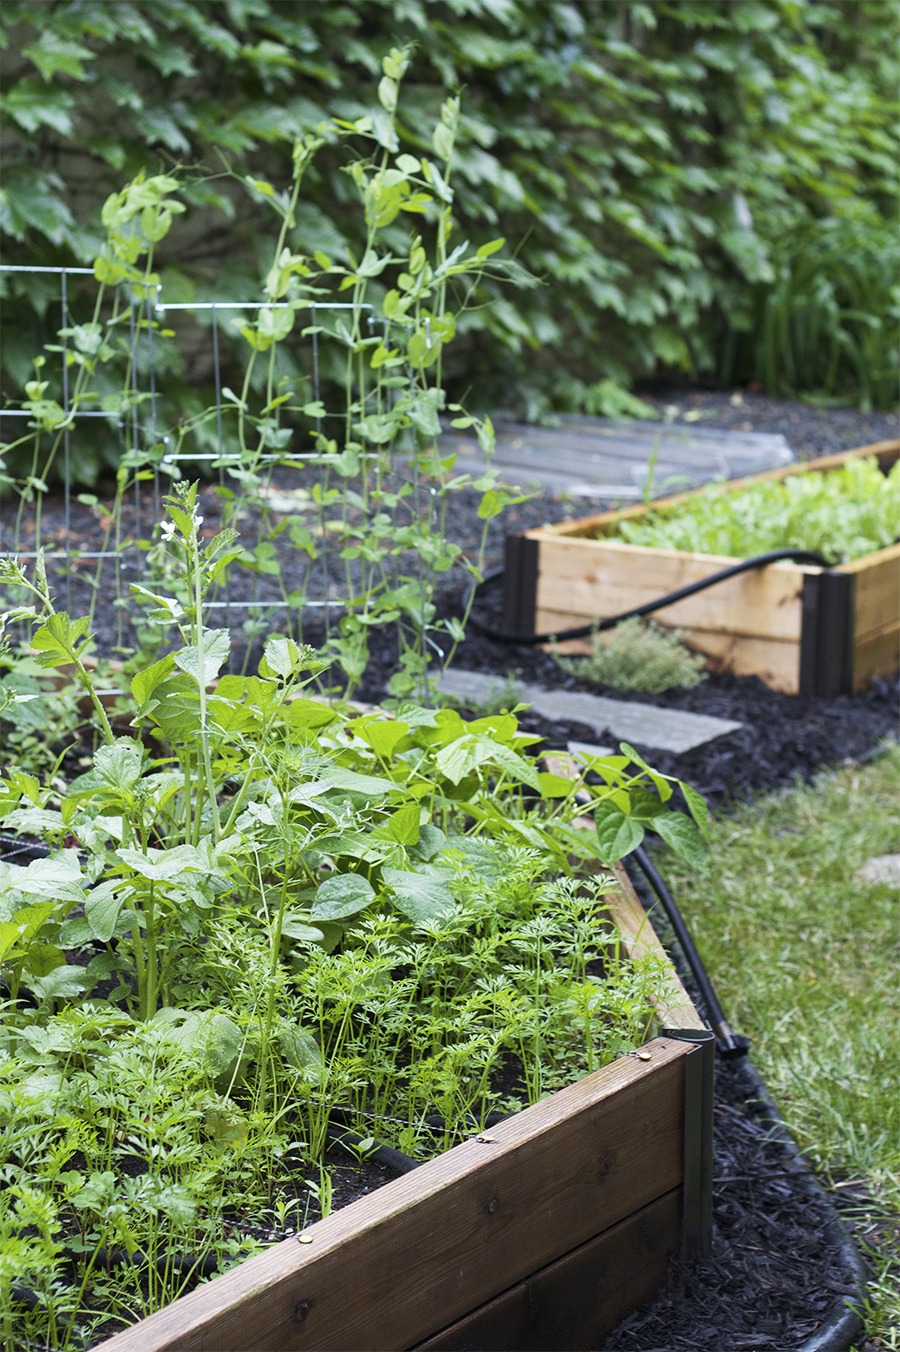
<box><xmin>0</xmin><ymin>46</ymin><xmax>524</xmax><ymax>702</ymax></box>
<box><xmin>0</xmin><ymin>475</ymin><xmax>707</xmax><ymax>1346</ymax></box>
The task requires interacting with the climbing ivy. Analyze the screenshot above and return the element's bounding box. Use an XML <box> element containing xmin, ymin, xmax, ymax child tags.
<box><xmin>0</xmin><ymin>0</ymin><xmax>896</xmax><ymax>432</ymax></box>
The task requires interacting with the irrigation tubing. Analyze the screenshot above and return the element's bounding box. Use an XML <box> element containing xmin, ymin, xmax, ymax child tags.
<box><xmin>631</xmin><ymin>844</ymin><xmax>749</xmax><ymax>1060</ymax></box>
<box><xmin>467</xmin><ymin>547</ymin><xmax>831</xmax><ymax>645</ymax></box>
<box><xmin>624</xmin><ymin>846</ymin><xmax>868</xmax><ymax>1352</ymax></box>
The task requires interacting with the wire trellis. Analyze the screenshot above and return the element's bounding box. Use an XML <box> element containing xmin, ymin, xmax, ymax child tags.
<box><xmin>0</xmin><ymin>265</ymin><xmax>440</xmax><ymax>673</ymax></box>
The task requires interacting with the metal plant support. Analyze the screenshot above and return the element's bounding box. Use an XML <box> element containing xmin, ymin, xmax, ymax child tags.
<box><xmin>0</xmin><ymin>265</ymin><xmax>430</xmax><ymax>667</ymax></box>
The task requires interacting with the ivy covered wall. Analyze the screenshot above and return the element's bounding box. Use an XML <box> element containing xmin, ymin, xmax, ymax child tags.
<box><xmin>1</xmin><ymin>0</ymin><xmax>897</xmax><ymax>414</ymax></box>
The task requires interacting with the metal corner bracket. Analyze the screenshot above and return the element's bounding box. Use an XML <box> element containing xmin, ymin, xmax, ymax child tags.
<box><xmin>662</xmin><ymin>1027</ymin><xmax>715</xmax><ymax>1262</ymax></box>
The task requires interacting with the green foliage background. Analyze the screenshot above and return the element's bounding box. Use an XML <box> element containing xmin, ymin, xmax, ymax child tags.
<box><xmin>1</xmin><ymin>0</ymin><xmax>897</xmax><ymax>414</ymax></box>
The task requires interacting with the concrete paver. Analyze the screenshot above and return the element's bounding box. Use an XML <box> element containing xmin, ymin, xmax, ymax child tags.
<box><xmin>440</xmin><ymin>415</ymin><xmax>793</xmax><ymax>499</ymax></box>
<box><xmin>437</xmin><ymin>670</ymin><xmax>742</xmax><ymax>754</ymax></box>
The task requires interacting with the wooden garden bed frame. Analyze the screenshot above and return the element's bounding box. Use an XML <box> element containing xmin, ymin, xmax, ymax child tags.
<box><xmin>95</xmin><ymin>868</ymin><xmax>710</xmax><ymax>1352</ymax></box>
<box><xmin>502</xmin><ymin>440</ymin><xmax>900</xmax><ymax>696</ymax></box>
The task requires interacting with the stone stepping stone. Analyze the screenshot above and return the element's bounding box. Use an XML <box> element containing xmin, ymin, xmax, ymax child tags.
<box><xmin>440</xmin><ymin>414</ymin><xmax>793</xmax><ymax>499</ymax></box>
<box><xmin>858</xmin><ymin>855</ymin><xmax>900</xmax><ymax>888</ymax></box>
<box><xmin>437</xmin><ymin>670</ymin><xmax>743</xmax><ymax>754</ymax></box>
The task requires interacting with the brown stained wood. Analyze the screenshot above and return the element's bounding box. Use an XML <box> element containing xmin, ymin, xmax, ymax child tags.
<box><xmin>532</xmin><ymin>537</ymin><xmax>811</xmax><ymax>642</ymax></box>
<box><xmin>609</xmin><ymin>865</ymin><xmax>706</xmax><ymax>1032</ymax></box>
<box><xmin>413</xmin><ymin>1188</ymin><xmax>682</xmax><ymax>1351</ymax></box>
<box><xmin>547</xmin><ymin>439</ymin><xmax>900</xmax><ymax>540</ymax></box>
<box><xmin>95</xmin><ymin>1041</ymin><xmax>690</xmax><ymax>1352</ymax></box>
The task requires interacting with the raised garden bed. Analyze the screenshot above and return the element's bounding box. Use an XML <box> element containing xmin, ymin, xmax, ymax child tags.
<box><xmin>502</xmin><ymin>440</ymin><xmax>900</xmax><ymax>696</ymax></box>
<box><xmin>93</xmin><ymin>869</ymin><xmax>710</xmax><ymax>1352</ymax></box>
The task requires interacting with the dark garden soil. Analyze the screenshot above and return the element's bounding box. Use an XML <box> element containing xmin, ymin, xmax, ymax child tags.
<box><xmin>4</xmin><ymin>389</ymin><xmax>898</xmax><ymax>1351</ymax></box>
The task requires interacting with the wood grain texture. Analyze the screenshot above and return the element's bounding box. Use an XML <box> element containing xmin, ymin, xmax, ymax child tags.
<box><xmin>413</xmin><ymin>1188</ymin><xmax>682</xmax><ymax>1351</ymax></box>
<box><xmin>95</xmin><ymin>1041</ymin><xmax>690</xmax><ymax>1352</ymax></box>
<box><xmin>523</xmin><ymin>441</ymin><xmax>900</xmax><ymax>693</ymax></box>
<box><xmin>532</xmin><ymin>537</ymin><xmax>810</xmax><ymax>642</ymax></box>
<box><xmin>842</xmin><ymin>543</ymin><xmax>900</xmax><ymax>637</ymax></box>
<box><xmin>852</xmin><ymin>623</ymin><xmax>900</xmax><ymax>691</ymax></box>
<box><xmin>609</xmin><ymin>864</ymin><xmax>706</xmax><ymax>1032</ymax></box>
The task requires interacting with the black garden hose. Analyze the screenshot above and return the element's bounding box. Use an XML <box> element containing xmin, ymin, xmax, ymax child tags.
<box><xmin>623</xmin><ymin>845</ymin><xmax>868</xmax><ymax>1352</ymax></box>
<box><xmin>467</xmin><ymin>547</ymin><xmax>832</xmax><ymax>645</ymax></box>
<box><xmin>631</xmin><ymin>843</ymin><xmax>750</xmax><ymax>1060</ymax></box>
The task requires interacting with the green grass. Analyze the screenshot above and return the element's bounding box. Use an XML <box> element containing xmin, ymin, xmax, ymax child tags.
<box><xmin>662</xmin><ymin>743</ymin><xmax>900</xmax><ymax>1347</ymax></box>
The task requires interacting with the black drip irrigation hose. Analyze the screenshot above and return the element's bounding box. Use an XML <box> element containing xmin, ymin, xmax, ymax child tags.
<box><xmin>467</xmin><ymin>547</ymin><xmax>832</xmax><ymax>645</ymax></box>
<box><xmin>625</xmin><ymin>846</ymin><xmax>868</xmax><ymax>1352</ymax></box>
<box><xmin>632</xmin><ymin>845</ymin><xmax>749</xmax><ymax>1060</ymax></box>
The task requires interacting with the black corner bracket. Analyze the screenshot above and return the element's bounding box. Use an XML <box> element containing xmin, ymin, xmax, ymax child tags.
<box><xmin>501</xmin><ymin>534</ymin><xmax>540</xmax><ymax>638</ymax></box>
<box><xmin>662</xmin><ymin>1027</ymin><xmax>715</xmax><ymax>1262</ymax></box>
<box><xmin>799</xmin><ymin>570</ymin><xmax>855</xmax><ymax>698</ymax></box>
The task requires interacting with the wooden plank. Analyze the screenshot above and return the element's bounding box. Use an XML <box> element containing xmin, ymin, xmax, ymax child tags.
<box><xmin>852</xmin><ymin>622</ymin><xmax>900</xmax><ymax>692</ymax></box>
<box><xmin>541</xmin><ymin>613</ymin><xmax>803</xmax><ymax>694</ymax></box>
<box><xmin>840</xmin><ymin>542</ymin><xmax>900</xmax><ymax>638</ymax></box>
<box><xmin>414</xmin><ymin>1189</ymin><xmax>682</xmax><ymax>1351</ymax></box>
<box><xmin>610</xmin><ymin>865</ymin><xmax>706</xmax><ymax>1032</ymax></box>
<box><xmin>531</xmin><ymin>536</ymin><xmax>811</xmax><ymax>642</ymax></box>
<box><xmin>548</xmin><ymin>439</ymin><xmax>900</xmax><ymax>540</ymax></box>
<box><xmin>95</xmin><ymin>1040</ymin><xmax>690</xmax><ymax>1352</ymax></box>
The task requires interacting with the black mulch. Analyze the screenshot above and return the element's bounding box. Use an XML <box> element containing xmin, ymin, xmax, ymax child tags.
<box><xmin>3</xmin><ymin>388</ymin><xmax>898</xmax><ymax>1351</ymax></box>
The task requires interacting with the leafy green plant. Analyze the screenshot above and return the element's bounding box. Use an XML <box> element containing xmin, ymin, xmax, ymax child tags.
<box><xmin>0</xmin><ymin>487</ymin><xmax>706</xmax><ymax>1342</ymax></box>
<box><xmin>553</xmin><ymin>617</ymin><xmax>707</xmax><ymax>694</ymax></box>
<box><xmin>722</xmin><ymin>217</ymin><xmax>900</xmax><ymax>410</ymax></box>
<box><xmin>1</xmin><ymin>52</ymin><xmax>522</xmax><ymax>702</ymax></box>
<box><xmin>613</xmin><ymin>456</ymin><xmax>900</xmax><ymax>563</ymax></box>
<box><xmin>1</xmin><ymin>1</ymin><xmax>896</xmax><ymax>426</ymax></box>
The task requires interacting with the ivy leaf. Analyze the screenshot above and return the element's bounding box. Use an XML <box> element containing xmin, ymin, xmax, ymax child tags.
<box><xmin>0</xmin><ymin>80</ymin><xmax>74</xmax><ymax>135</ymax></box>
<box><xmin>23</xmin><ymin>33</ymin><xmax>94</xmax><ymax>81</ymax></box>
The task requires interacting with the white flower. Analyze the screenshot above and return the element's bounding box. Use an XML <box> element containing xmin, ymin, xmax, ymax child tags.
<box><xmin>160</xmin><ymin>521</ymin><xmax>176</xmax><ymax>541</ymax></box>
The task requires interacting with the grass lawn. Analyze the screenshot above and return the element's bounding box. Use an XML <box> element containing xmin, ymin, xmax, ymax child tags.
<box><xmin>663</xmin><ymin>742</ymin><xmax>900</xmax><ymax>1348</ymax></box>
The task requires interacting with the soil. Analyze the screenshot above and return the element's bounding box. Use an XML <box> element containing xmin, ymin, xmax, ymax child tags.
<box><xmin>3</xmin><ymin>388</ymin><xmax>898</xmax><ymax>1351</ymax></box>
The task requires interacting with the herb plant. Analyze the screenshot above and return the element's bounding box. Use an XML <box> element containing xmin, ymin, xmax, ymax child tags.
<box><xmin>553</xmin><ymin>618</ymin><xmax>708</xmax><ymax>694</ymax></box>
<box><xmin>613</xmin><ymin>456</ymin><xmax>900</xmax><ymax>563</ymax></box>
